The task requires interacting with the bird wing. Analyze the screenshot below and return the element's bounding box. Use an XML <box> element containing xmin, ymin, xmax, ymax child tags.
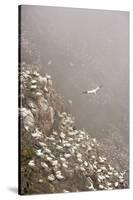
<box><xmin>95</xmin><ymin>85</ymin><xmax>103</xmax><ymax>92</ymax></box>
<box><xmin>95</xmin><ymin>87</ymin><xmax>100</xmax><ymax>92</ymax></box>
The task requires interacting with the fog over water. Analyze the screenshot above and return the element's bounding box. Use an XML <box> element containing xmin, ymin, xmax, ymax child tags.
<box><xmin>21</xmin><ymin>5</ymin><xmax>129</xmax><ymax>170</ymax></box>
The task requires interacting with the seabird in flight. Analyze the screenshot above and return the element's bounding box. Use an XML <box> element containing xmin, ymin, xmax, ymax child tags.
<box><xmin>82</xmin><ymin>85</ymin><xmax>103</xmax><ymax>95</ymax></box>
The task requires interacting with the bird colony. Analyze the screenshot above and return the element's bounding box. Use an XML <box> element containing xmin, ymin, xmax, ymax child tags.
<box><xmin>20</xmin><ymin>68</ymin><xmax>128</xmax><ymax>194</ymax></box>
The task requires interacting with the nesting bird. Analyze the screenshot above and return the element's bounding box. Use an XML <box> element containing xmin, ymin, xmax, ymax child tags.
<box><xmin>38</xmin><ymin>179</ymin><xmax>43</xmax><ymax>183</ymax></box>
<box><xmin>30</xmin><ymin>84</ymin><xmax>37</xmax><ymax>90</ymax></box>
<box><xmin>41</xmin><ymin>162</ymin><xmax>49</xmax><ymax>169</ymax></box>
<box><xmin>32</xmin><ymin>128</ymin><xmax>43</xmax><ymax>139</ymax></box>
<box><xmin>28</xmin><ymin>160</ymin><xmax>35</xmax><ymax>167</ymax></box>
<box><xmin>39</xmin><ymin>142</ymin><xmax>46</xmax><ymax>147</ymax></box>
<box><xmin>62</xmin><ymin>163</ymin><xmax>68</xmax><ymax>168</ymax></box>
<box><xmin>55</xmin><ymin>171</ymin><xmax>64</xmax><ymax>180</ymax></box>
<box><xmin>31</xmin><ymin>79</ymin><xmax>37</xmax><ymax>84</ymax></box>
<box><xmin>64</xmin><ymin>153</ymin><xmax>71</xmax><ymax>159</ymax></box>
<box><xmin>51</xmin><ymin>160</ymin><xmax>58</xmax><ymax>166</ymax></box>
<box><xmin>35</xmin><ymin>149</ymin><xmax>44</xmax><ymax>157</ymax></box>
<box><xmin>48</xmin><ymin>174</ymin><xmax>55</xmax><ymax>181</ymax></box>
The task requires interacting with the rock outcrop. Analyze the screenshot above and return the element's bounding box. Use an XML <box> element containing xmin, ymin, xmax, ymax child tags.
<box><xmin>19</xmin><ymin>67</ymin><xmax>128</xmax><ymax>195</ymax></box>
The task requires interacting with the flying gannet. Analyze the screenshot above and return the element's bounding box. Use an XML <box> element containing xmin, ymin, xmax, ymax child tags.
<box><xmin>82</xmin><ymin>85</ymin><xmax>103</xmax><ymax>95</ymax></box>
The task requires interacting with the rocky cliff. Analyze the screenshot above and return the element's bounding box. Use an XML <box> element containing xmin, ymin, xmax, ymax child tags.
<box><xmin>19</xmin><ymin>67</ymin><xmax>128</xmax><ymax>195</ymax></box>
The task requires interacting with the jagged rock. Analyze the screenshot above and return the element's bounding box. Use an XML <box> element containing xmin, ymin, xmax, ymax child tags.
<box><xmin>85</xmin><ymin>177</ymin><xmax>95</xmax><ymax>191</ymax></box>
<box><xmin>37</xmin><ymin>96</ymin><xmax>48</xmax><ymax>113</ymax></box>
<box><xmin>47</xmin><ymin>77</ymin><xmax>52</xmax><ymax>89</ymax></box>
<box><xmin>48</xmin><ymin>106</ymin><xmax>54</xmax><ymax>125</ymax></box>
<box><xmin>33</xmin><ymin>71</ymin><xmax>39</xmax><ymax>77</ymax></box>
<box><xmin>21</xmin><ymin>107</ymin><xmax>35</xmax><ymax>131</ymax></box>
<box><xmin>40</xmin><ymin>76</ymin><xmax>47</xmax><ymax>86</ymax></box>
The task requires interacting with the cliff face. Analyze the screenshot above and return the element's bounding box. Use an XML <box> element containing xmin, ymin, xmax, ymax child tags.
<box><xmin>19</xmin><ymin>67</ymin><xmax>128</xmax><ymax>195</ymax></box>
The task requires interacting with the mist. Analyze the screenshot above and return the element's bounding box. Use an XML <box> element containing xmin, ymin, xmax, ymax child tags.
<box><xmin>21</xmin><ymin>5</ymin><xmax>129</xmax><ymax>170</ymax></box>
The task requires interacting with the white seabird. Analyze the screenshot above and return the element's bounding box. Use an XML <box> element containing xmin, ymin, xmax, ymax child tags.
<box><xmin>82</xmin><ymin>85</ymin><xmax>103</xmax><ymax>95</ymax></box>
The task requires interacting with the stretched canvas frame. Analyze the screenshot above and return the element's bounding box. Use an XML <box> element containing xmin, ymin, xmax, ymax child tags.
<box><xmin>18</xmin><ymin>5</ymin><xmax>129</xmax><ymax>195</ymax></box>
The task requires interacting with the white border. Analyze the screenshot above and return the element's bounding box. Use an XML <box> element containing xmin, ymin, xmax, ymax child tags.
<box><xmin>0</xmin><ymin>0</ymin><xmax>132</xmax><ymax>199</ymax></box>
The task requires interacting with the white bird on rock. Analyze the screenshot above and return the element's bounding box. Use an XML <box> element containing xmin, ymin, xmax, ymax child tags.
<box><xmin>82</xmin><ymin>85</ymin><xmax>103</xmax><ymax>95</ymax></box>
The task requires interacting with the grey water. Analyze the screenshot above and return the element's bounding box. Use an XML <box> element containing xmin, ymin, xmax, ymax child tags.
<box><xmin>21</xmin><ymin>5</ymin><xmax>129</xmax><ymax>171</ymax></box>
